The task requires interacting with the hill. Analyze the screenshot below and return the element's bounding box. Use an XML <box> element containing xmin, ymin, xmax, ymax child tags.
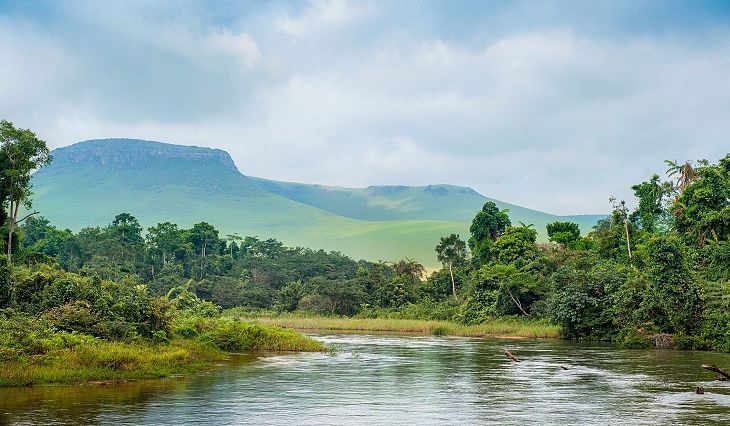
<box><xmin>30</xmin><ymin>139</ymin><xmax>604</xmax><ymax>267</ymax></box>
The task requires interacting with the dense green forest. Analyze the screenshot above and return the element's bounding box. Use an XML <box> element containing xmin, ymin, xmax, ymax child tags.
<box><xmin>2</xmin><ymin>119</ymin><xmax>730</xmax><ymax>361</ymax></box>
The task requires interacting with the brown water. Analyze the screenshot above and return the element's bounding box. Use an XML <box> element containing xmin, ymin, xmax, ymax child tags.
<box><xmin>1</xmin><ymin>333</ymin><xmax>730</xmax><ymax>425</ymax></box>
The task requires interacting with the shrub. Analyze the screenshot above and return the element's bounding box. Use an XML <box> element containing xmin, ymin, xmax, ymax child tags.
<box><xmin>41</xmin><ymin>301</ymin><xmax>100</xmax><ymax>334</ymax></box>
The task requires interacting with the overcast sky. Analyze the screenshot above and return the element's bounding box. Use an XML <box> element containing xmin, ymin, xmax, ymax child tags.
<box><xmin>1</xmin><ymin>0</ymin><xmax>729</xmax><ymax>214</ymax></box>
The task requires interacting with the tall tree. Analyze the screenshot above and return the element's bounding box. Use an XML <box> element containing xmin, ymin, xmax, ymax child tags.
<box><xmin>630</xmin><ymin>174</ymin><xmax>670</xmax><ymax>233</ymax></box>
<box><xmin>468</xmin><ymin>201</ymin><xmax>511</xmax><ymax>265</ymax></box>
<box><xmin>435</xmin><ymin>234</ymin><xmax>467</xmax><ymax>299</ymax></box>
<box><xmin>225</xmin><ymin>233</ymin><xmax>243</xmax><ymax>257</ymax></box>
<box><xmin>546</xmin><ymin>221</ymin><xmax>581</xmax><ymax>247</ymax></box>
<box><xmin>0</xmin><ymin>120</ymin><xmax>52</xmax><ymax>264</ymax></box>
<box><xmin>188</xmin><ymin>222</ymin><xmax>220</xmax><ymax>257</ymax></box>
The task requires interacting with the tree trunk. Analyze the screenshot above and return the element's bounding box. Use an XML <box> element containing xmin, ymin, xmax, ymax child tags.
<box><xmin>506</xmin><ymin>287</ymin><xmax>530</xmax><ymax>316</ymax></box>
<box><xmin>449</xmin><ymin>262</ymin><xmax>457</xmax><ymax>300</ymax></box>
<box><xmin>624</xmin><ymin>218</ymin><xmax>632</xmax><ymax>260</ymax></box>
<box><xmin>6</xmin><ymin>200</ymin><xmax>21</xmax><ymax>265</ymax></box>
<box><xmin>702</xmin><ymin>364</ymin><xmax>730</xmax><ymax>381</ymax></box>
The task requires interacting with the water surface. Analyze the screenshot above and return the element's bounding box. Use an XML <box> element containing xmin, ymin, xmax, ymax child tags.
<box><xmin>2</xmin><ymin>334</ymin><xmax>730</xmax><ymax>425</ymax></box>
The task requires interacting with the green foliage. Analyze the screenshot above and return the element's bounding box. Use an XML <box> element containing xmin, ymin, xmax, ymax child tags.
<box><xmin>491</xmin><ymin>226</ymin><xmax>538</xmax><ymax>268</ymax></box>
<box><xmin>276</xmin><ymin>280</ymin><xmax>306</xmax><ymax>312</ymax></box>
<box><xmin>642</xmin><ymin>236</ymin><xmax>704</xmax><ymax>334</ymax></box>
<box><xmin>435</xmin><ymin>234</ymin><xmax>467</xmax><ymax>267</ymax></box>
<box><xmin>464</xmin><ymin>264</ymin><xmax>542</xmax><ymax>323</ymax></box>
<box><xmin>673</xmin><ymin>155</ymin><xmax>730</xmax><ymax>246</ymax></box>
<box><xmin>549</xmin><ymin>262</ymin><xmax>625</xmax><ymax>340</ymax></box>
<box><xmin>0</xmin><ymin>256</ymin><xmax>9</xmax><ymax>308</ymax></box>
<box><xmin>546</xmin><ymin>221</ymin><xmax>581</xmax><ymax>247</ymax></box>
<box><xmin>615</xmin><ymin>327</ymin><xmax>654</xmax><ymax>349</ymax></box>
<box><xmin>9</xmin><ymin>134</ymin><xmax>730</xmax><ymax>355</ymax></box>
<box><xmin>1</xmin><ymin>119</ymin><xmax>52</xmax><ymax>264</ymax></box>
<box><xmin>468</xmin><ymin>202</ymin><xmax>511</xmax><ymax>265</ymax></box>
<box><xmin>630</xmin><ymin>174</ymin><xmax>671</xmax><ymax>234</ymax></box>
<box><xmin>188</xmin><ymin>318</ymin><xmax>324</xmax><ymax>352</ymax></box>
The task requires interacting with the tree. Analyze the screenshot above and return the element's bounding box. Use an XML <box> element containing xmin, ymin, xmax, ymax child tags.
<box><xmin>188</xmin><ymin>222</ymin><xmax>220</xmax><ymax>257</ymax></box>
<box><xmin>225</xmin><ymin>233</ymin><xmax>243</xmax><ymax>258</ymax></box>
<box><xmin>672</xmin><ymin>156</ymin><xmax>730</xmax><ymax>246</ymax></box>
<box><xmin>0</xmin><ymin>120</ymin><xmax>52</xmax><ymax>264</ymax></box>
<box><xmin>435</xmin><ymin>234</ymin><xmax>467</xmax><ymax>299</ymax></box>
<box><xmin>111</xmin><ymin>213</ymin><xmax>144</xmax><ymax>246</ymax></box>
<box><xmin>491</xmin><ymin>225</ymin><xmax>538</xmax><ymax>269</ymax></box>
<box><xmin>643</xmin><ymin>236</ymin><xmax>704</xmax><ymax>334</ymax></box>
<box><xmin>391</xmin><ymin>257</ymin><xmax>425</xmax><ymax>280</ymax></box>
<box><xmin>546</xmin><ymin>221</ymin><xmax>581</xmax><ymax>247</ymax></box>
<box><xmin>147</xmin><ymin>222</ymin><xmax>190</xmax><ymax>265</ymax></box>
<box><xmin>610</xmin><ymin>197</ymin><xmax>633</xmax><ymax>260</ymax></box>
<box><xmin>665</xmin><ymin>159</ymin><xmax>698</xmax><ymax>197</ymax></box>
<box><xmin>468</xmin><ymin>202</ymin><xmax>511</xmax><ymax>265</ymax></box>
<box><xmin>630</xmin><ymin>174</ymin><xmax>670</xmax><ymax>234</ymax></box>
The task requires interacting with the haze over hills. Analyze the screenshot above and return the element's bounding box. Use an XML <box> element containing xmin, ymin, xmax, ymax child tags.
<box><xmin>31</xmin><ymin>139</ymin><xmax>604</xmax><ymax>266</ymax></box>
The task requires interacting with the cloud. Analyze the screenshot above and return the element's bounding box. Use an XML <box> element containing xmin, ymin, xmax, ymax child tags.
<box><xmin>1</xmin><ymin>0</ymin><xmax>729</xmax><ymax>214</ymax></box>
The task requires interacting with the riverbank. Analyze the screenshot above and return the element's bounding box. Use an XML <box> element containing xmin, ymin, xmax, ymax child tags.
<box><xmin>0</xmin><ymin>319</ymin><xmax>325</xmax><ymax>387</ymax></box>
<box><xmin>240</xmin><ymin>314</ymin><xmax>561</xmax><ymax>338</ymax></box>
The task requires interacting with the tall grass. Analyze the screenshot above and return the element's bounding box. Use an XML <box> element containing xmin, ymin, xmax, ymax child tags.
<box><xmin>240</xmin><ymin>314</ymin><xmax>560</xmax><ymax>339</ymax></box>
<box><xmin>1</xmin><ymin>316</ymin><xmax>325</xmax><ymax>387</ymax></box>
<box><xmin>0</xmin><ymin>339</ymin><xmax>223</xmax><ymax>387</ymax></box>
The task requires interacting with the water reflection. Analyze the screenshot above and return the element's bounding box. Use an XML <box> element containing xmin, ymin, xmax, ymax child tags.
<box><xmin>1</xmin><ymin>335</ymin><xmax>729</xmax><ymax>425</ymax></box>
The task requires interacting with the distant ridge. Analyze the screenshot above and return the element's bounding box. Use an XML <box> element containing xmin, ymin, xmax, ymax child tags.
<box><xmin>32</xmin><ymin>139</ymin><xmax>605</xmax><ymax>266</ymax></box>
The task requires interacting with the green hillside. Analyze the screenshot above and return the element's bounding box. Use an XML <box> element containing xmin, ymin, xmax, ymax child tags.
<box><xmin>253</xmin><ymin>178</ymin><xmax>602</xmax><ymax>234</ymax></box>
<box><xmin>31</xmin><ymin>139</ymin><xmax>603</xmax><ymax>267</ymax></box>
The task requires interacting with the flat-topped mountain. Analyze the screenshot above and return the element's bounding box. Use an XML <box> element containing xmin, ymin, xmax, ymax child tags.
<box><xmin>31</xmin><ymin>139</ymin><xmax>604</xmax><ymax>265</ymax></box>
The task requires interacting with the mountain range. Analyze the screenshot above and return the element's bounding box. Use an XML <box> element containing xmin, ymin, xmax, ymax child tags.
<box><xmin>30</xmin><ymin>139</ymin><xmax>604</xmax><ymax>267</ymax></box>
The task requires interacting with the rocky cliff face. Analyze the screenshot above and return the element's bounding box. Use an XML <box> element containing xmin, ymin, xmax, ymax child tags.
<box><xmin>41</xmin><ymin>139</ymin><xmax>239</xmax><ymax>173</ymax></box>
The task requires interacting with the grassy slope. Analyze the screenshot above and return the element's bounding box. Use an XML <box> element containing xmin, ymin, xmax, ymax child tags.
<box><xmin>31</xmin><ymin>139</ymin><xmax>603</xmax><ymax>267</ymax></box>
<box><xmin>253</xmin><ymin>178</ymin><xmax>603</xmax><ymax>234</ymax></box>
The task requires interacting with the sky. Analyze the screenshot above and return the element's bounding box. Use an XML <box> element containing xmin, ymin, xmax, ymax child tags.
<box><xmin>1</xmin><ymin>0</ymin><xmax>729</xmax><ymax>215</ymax></box>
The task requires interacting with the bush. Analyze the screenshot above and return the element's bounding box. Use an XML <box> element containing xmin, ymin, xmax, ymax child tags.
<box><xmin>616</xmin><ymin>327</ymin><xmax>654</xmax><ymax>349</ymax></box>
<box><xmin>41</xmin><ymin>301</ymin><xmax>101</xmax><ymax>334</ymax></box>
<box><xmin>697</xmin><ymin>311</ymin><xmax>730</xmax><ymax>352</ymax></box>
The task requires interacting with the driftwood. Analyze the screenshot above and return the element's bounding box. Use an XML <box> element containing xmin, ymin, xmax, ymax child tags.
<box><xmin>560</xmin><ymin>365</ymin><xmax>569</xmax><ymax>370</ymax></box>
<box><xmin>701</xmin><ymin>364</ymin><xmax>730</xmax><ymax>381</ymax></box>
<box><xmin>505</xmin><ymin>351</ymin><xmax>519</xmax><ymax>362</ymax></box>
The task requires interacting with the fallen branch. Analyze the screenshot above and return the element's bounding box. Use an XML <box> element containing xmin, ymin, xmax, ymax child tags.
<box><xmin>505</xmin><ymin>351</ymin><xmax>519</xmax><ymax>362</ymax></box>
<box><xmin>701</xmin><ymin>364</ymin><xmax>730</xmax><ymax>381</ymax></box>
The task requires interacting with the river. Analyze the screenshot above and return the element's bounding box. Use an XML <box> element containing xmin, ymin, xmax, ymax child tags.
<box><xmin>1</xmin><ymin>333</ymin><xmax>730</xmax><ymax>425</ymax></box>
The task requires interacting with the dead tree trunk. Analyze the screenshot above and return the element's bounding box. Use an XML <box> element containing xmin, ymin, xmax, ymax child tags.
<box><xmin>702</xmin><ymin>364</ymin><xmax>730</xmax><ymax>381</ymax></box>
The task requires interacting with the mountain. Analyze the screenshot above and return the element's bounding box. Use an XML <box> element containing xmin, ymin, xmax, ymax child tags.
<box><xmin>31</xmin><ymin>139</ymin><xmax>604</xmax><ymax>267</ymax></box>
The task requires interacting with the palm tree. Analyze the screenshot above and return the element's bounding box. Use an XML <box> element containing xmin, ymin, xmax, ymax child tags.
<box><xmin>391</xmin><ymin>257</ymin><xmax>425</xmax><ymax>279</ymax></box>
<box><xmin>665</xmin><ymin>159</ymin><xmax>698</xmax><ymax>195</ymax></box>
<box><xmin>435</xmin><ymin>234</ymin><xmax>467</xmax><ymax>300</ymax></box>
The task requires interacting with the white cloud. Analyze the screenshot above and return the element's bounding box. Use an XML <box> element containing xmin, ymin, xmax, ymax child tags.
<box><xmin>1</xmin><ymin>1</ymin><xmax>729</xmax><ymax>214</ymax></box>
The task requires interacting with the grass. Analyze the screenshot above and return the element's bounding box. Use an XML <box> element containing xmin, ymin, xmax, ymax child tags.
<box><xmin>239</xmin><ymin>314</ymin><xmax>561</xmax><ymax>339</ymax></box>
<box><xmin>0</xmin><ymin>318</ymin><xmax>325</xmax><ymax>387</ymax></box>
<box><xmin>0</xmin><ymin>338</ymin><xmax>223</xmax><ymax>387</ymax></box>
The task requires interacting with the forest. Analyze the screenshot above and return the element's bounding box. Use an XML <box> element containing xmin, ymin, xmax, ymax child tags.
<box><xmin>2</xmin><ymin>119</ymin><xmax>730</xmax><ymax>386</ymax></box>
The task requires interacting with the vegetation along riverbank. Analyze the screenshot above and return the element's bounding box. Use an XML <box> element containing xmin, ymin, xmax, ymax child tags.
<box><xmin>2</xmin><ymin>121</ymin><xmax>730</xmax><ymax>388</ymax></box>
<box><xmin>239</xmin><ymin>313</ymin><xmax>560</xmax><ymax>338</ymax></box>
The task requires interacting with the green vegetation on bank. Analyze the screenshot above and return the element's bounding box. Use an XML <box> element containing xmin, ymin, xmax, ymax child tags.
<box><xmin>2</xmin><ymin>118</ymin><xmax>730</xmax><ymax>372</ymax></box>
<box><xmin>238</xmin><ymin>313</ymin><xmax>559</xmax><ymax>338</ymax></box>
